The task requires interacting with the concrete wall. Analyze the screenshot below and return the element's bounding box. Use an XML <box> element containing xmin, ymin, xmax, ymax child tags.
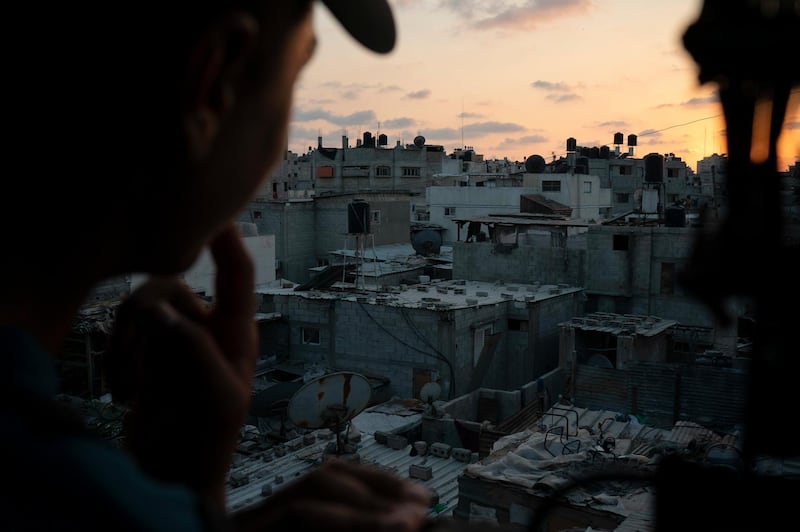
<box><xmin>315</xmin><ymin>194</ymin><xmax>411</xmax><ymax>251</ymax></box>
<box><xmin>585</xmin><ymin>225</ymin><xmax>740</xmax><ymax>349</ymax></box>
<box><xmin>453</xmin><ymin>241</ymin><xmax>586</xmax><ymax>286</ymax></box>
<box><xmin>263</xmin><ymin>289</ymin><xmax>582</xmax><ymax>400</ymax></box>
<box><xmin>426</xmin><ymin>186</ymin><xmax>540</xmax><ymax>243</ymax></box>
<box><xmin>573</xmin><ymin>360</ymin><xmax>749</xmax><ymax>431</ymax></box>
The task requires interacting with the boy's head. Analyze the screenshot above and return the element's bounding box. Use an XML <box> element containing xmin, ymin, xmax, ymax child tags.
<box><xmin>5</xmin><ymin>1</ymin><xmax>395</xmax><ymax>280</ymax></box>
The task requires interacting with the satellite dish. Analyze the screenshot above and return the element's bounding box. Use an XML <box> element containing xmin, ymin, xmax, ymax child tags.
<box><xmin>287</xmin><ymin>371</ymin><xmax>372</xmax><ymax>430</ymax></box>
<box><xmin>587</xmin><ymin>354</ymin><xmax>614</xmax><ymax>369</ymax></box>
<box><xmin>419</xmin><ymin>381</ymin><xmax>442</xmax><ymax>404</ymax></box>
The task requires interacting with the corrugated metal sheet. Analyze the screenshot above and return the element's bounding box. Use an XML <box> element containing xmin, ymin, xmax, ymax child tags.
<box><xmin>615</xmin><ymin>511</ymin><xmax>656</xmax><ymax>532</ymax></box>
<box><xmin>627</xmin><ymin>362</ymin><xmax>679</xmax><ymax>429</ymax></box>
<box><xmin>680</xmin><ymin>365</ymin><xmax>748</xmax><ymax>432</ymax></box>
<box><xmin>225</xmin><ymin>431</ymin><xmax>471</xmax><ymax>517</ymax></box>
<box><xmin>575</xmin><ymin>365</ymin><xmax>628</xmax><ymax>413</ymax></box>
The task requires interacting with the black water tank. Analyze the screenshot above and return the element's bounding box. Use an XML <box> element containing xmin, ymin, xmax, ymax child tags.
<box><xmin>566</xmin><ymin>137</ymin><xmax>577</xmax><ymax>152</ymax></box>
<box><xmin>600</xmin><ymin>145</ymin><xmax>610</xmax><ymax>159</ymax></box>
<box><xmin>645</xmin><ymin>153</ymin><xmax>664</xmax><ymax>182</ymax></box>
<box><xmin>613</xmin><ymin>132</ymin><xmax>624</xmax><ymax>145</ymax></box>
<box><xmin>627</xmin><ymin>134</ymin><xmax>638</xmax><ymax>147</ymax></box>
<box><xmin>378</xmin><ymin>133</ymin><xmax>388</xmax><ymax>146</ymax></box>
<box><xmin>363</xmin><ymin>131</ymin><xmax>374</xmax><ymax>148</ymax></box>
<box><xmin>590</xmin><ymin>146</ymin><xmax>600</xmax><ymax>159</ymax></box>
<box><xmin>665</xmin><ymin>205</ymin><xmax>686</xmax><ymax>227</ymax></box>
<box><xmin>347</xmin><ymin>200</ymin><xmax>370</xmax><ymax>234</ymax></box>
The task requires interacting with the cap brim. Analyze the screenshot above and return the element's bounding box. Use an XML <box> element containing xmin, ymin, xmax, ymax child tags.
<box><xmin>320</xmin><ymin>0</ymin><xmax>396</xmax><ymax>54</ymax></box>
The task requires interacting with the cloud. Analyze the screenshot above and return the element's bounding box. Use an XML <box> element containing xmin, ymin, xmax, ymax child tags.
<box><xmin>680</xmin><ymin>96</ymin><xmax>719</xmax><ymax>107</ymax></box>
<box><xmin>785</xmin><ymin>120</ymin><xmax>799</xmax><ymax>130</ymax></box>
<box><xmin>494</xmin><ymin>134</ymin><xmax>549</xmax><ymax>149</ymax></box>
<box><xmin>380</xmin><ymin>85</ymin><xmax>404</xmax><ymax>93</ymax></box>
<box><xmin>292</xmin><ymin>108</ymin><xmax>377</xmax><ymax>127</ymax></box>
<box><xmin>531</xmin><ymin>80</ymin><xmax>572</xmax><ymax>92</ymax></box>
<box><xmin>431</xmin><ymin>0</ymin><xmax>592</xmax><ymax>30</ymax></box>
<box><xmin>465</xmin><ymin>121</ymin><xmax>526</xmax><ymax>134</ymax></box>
<box><xmin>406</xmin><ymin>89</ymin><xmax>432</xmax><ymax>99</ymax></box>
<box><xmin>458</xmin><ymin>111</ymin><xmax>484</xmax><ymax>119</ymax></box>
<box><xmin>383</xmin><ymin>117</ymin><xmax>417</xmax><ymax>128</ymax></box>
<box><xmin>546</xmin><ymin>93</ymin><xmax>581</xmax><ymax>103</ymax></box>
<box><xmin>597</xmin><ymin>121</ymin><xmax>628</xmax><ymax>128</ymax></box>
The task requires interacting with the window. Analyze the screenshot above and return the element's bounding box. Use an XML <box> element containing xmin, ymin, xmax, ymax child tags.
<box><xmin>618</xmin><ymin>166</ymin><xmax>633</xmax><ymax>176</ymax></box>
<box><xmin>316</xmin><ymin>258</ymin><xmax>330</xmax><ymax>267</ymax></box>
<box><xmin>508</xmin><ymin>319</ymin><xmax>528</xmax><ymax>332</ymax></box>
<box><xmin>661</xmin><ymin>262</ymin><xmax>675</xmax><ymax>295</ymax></box>
<box><xmin>613</xmin><ymin>234</ymin><xmax>629</xmax><ymax>251</ymax></box>
<box><xmin>402</xmin><ymin>167</ymin><xmax>421</xmax><ymax>177</ymax></box>
<box><xmin>542</xmin><ymin>180</ymin><xmax>561</xmax><ymax>192</ymax></box>
<box><xmin>584</xmin><ymin>181</ymin><xmax>592</xmax><ymax>193</ymax></box>
<box><xmin>667</xmin><ymin>167</ymin><xmax>680</xmax><ymax>178</ymax></box>
<box><xmin>376</xmin><ymin>165</ymin><xmax>391</xmax><ymax>177</ymax></box>
<box><xmin>253</xmin><ymin>210</ymin><xmax>262</xmax><ymax>219</ymax></box>
<box><xmin>616</xmin><ymin>193</ymin><xmax>630</xmax><ymax>203</ymax></box>
<box><xmin>371</xmin><ymin>210</ymin><xmax>381</xmax><ymax>225</ymax></box>
<box><xmin>301</xmin><ymin>327</ymin><xmax>320</xmax><ymax>345</ymax></box>
<box><xmin>473</xmin><ymin>324</ymin><xmax>494</xmax><ymax>366</ymax></box>
<box><xmin>444</xmin><ymin>207</ymin><xmax>456</xmax><ymax>216</ymax></box>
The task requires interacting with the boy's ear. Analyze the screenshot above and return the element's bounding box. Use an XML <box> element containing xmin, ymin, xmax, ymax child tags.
<box><xmin>183</xmin><ymin>11</ymin><xmax>260</xmax><ymax>162</ymax></box>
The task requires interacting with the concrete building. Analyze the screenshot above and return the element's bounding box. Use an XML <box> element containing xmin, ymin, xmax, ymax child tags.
<box><xmin>583</xmin><ymin>224</ymin><xmax>742</xmax><ymax>356</ymax></box>
<box><xmin>238</xmin><ymin>191</ymin><xmax>412</xmax><ymax>283</ymax></box>
<box><xmin>522</xmin><ymin>137</ymin><xmax>700</xmax><ymax>220</ymax></box>
<box><xmin>255</xmin><ymin>280</ymin><xmax>585</xmax><ymax>399</ymax></box>
<box><xmin>453</xmin><ymin>220</ymin><xmax>744</xmax><ymax>356</ymax></box>
<box><xmin>426</xmin><ymin>186</ymin><xmax>541</xmax><ymax>244</ymax></box>
<box><xmin>521</xmin><ymin>171</ymin><xmax>612</xmax><ymax>222</ymax></box>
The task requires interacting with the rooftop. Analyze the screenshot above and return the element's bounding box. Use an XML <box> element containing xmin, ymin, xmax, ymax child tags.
<box><xmin>559</xmin><ymin>312</ymin><xmax>678</xmax><ymax>337</ymax></box>
<box><xmin>258</xmin><ymin>279</ymin><xmax>584</xmax><ymax>311</ymax></box>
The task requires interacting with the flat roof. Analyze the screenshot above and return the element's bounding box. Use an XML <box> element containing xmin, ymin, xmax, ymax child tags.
<box><xmin>559</xmin><ymin>312</ymin><xmax>678</xmax><ymax>337</ymax></box>
<box><xmin>452</xmin><ymin>215</ymin><xmax>590</xmax><ymax>228</ymax></box>
<box><xmin>258</xmin><ymin>279</ymin><xmax>584</xmax><ymax>311</ymax></box>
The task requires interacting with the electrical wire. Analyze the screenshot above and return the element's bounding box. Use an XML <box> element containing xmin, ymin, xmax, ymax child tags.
<box><xmin>356</xmin><ymin>301</ymin><xmax>456</xmax><ymax>399</ymax></box>
<box><xmin>399</xmin><ymin>307</ymin><xmax>456</xmax><ymax>399</ymax></box>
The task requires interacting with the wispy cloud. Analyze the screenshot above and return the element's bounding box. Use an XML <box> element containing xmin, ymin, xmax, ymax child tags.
<box><xmin>681</xmin><ymin>96</ymin><xmax>719</xmax><ymax>107</ymax></box>
<box><xmin>597</xmin><ymin>121</ymin><xmax>628</xmax><ymax>128</ymax></box>
<box><xmin>546</xmin><ymin>93</ymin><xmax>581</xmax><ymax>103</ymax></box>
<box><xmin>292</xmin><ymin>108</ymin><xmax>377</xmax><ymax>127</ymax></box>
<box><xmin>465</xmin><ymin>121</ymin><xmax>526</xmax><ymax>134</ymax></box>
<box><xmin>531</xmin><ymin>80</ymin><xmax>572</xmax><ymax>92</ymax></box>
<box><xmin>785</xmin><ymin>120</ymin><xmax>799</xmax><ymax>130</ymax></box>
<box><xmin>458</xmin><ymin>111</ymin><xmax>484</xmax><ymax>119</ymax></box>
<box><xmin>495</xmin><ymin>134</ymin><xmax>549</xmax><ymax>150</ymax></box>
<box><xmin>427</xmin><ymin>0</ymin><xmax>592</xmax><ymax>30</ymax></box>
<box><xmin>383</xmin><ymin>117</ymin><xmax>417</xmax><ymax>128</ymax></box>
<box><xmin>406</xmin><ymin>89</ymin><xmax>432</xmax><ymax>99</ymax></box>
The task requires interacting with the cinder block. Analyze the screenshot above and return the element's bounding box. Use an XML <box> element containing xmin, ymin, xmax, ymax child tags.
<box><xmin>430</xmin><ymin>442</ymin><xmax>452</xmax><ymax>459</ymax></box>
<box><xmin>387</xmin><ymin>434</ymin><xmax>408</xmax><ymax>450</ymax></box>
<box><xmin>409</xmin><ymin>464</ymin><xmax>433</xmax><ymax>480</ymax></box>
<box><xmin>452</xmin><ymin>447</ymin><xmax>472</xmax><ymax>463</ymax></box>
<box><xmin>374</xmin><ymin>431</ymin><xmax>389</xmax><ymax>445</ymax></box>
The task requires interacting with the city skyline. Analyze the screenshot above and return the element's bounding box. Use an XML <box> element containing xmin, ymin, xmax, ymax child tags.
<box><xmin>289</xmin><ymin>0</ymin><xmax>799</xmax><ymax>172</ymax></box>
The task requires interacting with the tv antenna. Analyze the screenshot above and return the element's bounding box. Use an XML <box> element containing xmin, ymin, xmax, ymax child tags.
<box><xmin>287</xmin><ymin>371</ymin><xmax>372</xmax><ymax>458</ymax></box>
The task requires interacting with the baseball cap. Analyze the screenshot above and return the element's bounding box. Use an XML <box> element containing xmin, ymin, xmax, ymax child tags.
<box><xmin>320</xmin><ymin>0</ymin><xmax>396</xmax><ymax>54</ymax></box>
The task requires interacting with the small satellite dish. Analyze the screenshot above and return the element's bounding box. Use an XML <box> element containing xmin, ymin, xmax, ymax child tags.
<box><xmin>419</xmin><ymin>381</ymin><xmax>442</xmax><ymax>404</ymax></box>
<box><xmin>287</xmin><ymin>371</ymin><xmax>372</xmax><ymax>430</ymax></box>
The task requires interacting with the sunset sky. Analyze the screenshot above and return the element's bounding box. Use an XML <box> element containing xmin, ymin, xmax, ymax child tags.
<box><xmin>289</xmin><ymin>0</ymin><xmax>799</xmax><ymax>172</ymax></box>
